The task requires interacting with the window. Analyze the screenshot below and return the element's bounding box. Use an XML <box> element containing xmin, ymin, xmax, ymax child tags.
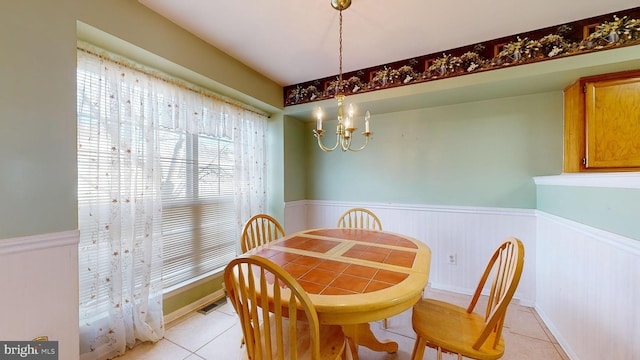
<box><xmin>159</xmin><ymin>129</ymin><xmax>237</xmax><ymax>288</ymax></box>
<box><xmin>77</xmin><ymin>44</ymin><xmax>268</xmax><ymax>357</ymax></box>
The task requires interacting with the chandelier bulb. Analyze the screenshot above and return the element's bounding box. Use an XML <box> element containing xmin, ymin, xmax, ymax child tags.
<box><xmin>365</xmin><ymin>111</ymin><xmax>370</xmax><ymax>133</ymax></box>
<box><xmin>316</xmin><ymin>107</ymin><xmax>323</xmax><ymax>131</ymax></box>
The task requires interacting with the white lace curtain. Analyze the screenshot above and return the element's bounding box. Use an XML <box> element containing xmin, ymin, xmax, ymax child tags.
<box><xmin>77</xmin><ymin>45</ymin><xmax>267</xmax><ymax>360</ymax></box>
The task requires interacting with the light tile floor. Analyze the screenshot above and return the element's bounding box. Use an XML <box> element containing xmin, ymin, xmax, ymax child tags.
<box><xmin>114</xmin><ymin>288</ymin><xmax>570</xmax><ymax>360</ymax></box>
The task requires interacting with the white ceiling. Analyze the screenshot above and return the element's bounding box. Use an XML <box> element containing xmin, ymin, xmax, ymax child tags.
<box><xmin>138</xmin><ymin>0</ymin><xmax>639</xmax><ymax>87</ymax></box>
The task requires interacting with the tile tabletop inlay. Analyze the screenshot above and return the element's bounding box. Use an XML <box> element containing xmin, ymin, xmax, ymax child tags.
<box><xmin>307</xmin><ymin>228</ymin><xmax>418</xmax><ymax>249</ymax></box>
<box><xmin>254</xmin><ymin>247</ymin><xmax>411</xmax><ymax>295</ymax></box>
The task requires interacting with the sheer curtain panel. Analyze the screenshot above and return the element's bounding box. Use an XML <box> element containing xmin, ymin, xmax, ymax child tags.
<box><xmin>77</xmin><ymin>45</ymin><xmax>268</xmax><ymax>360</ymax></box>
<box><xmin>77</xmin><ymin>49</ymin><xmax>165</xmax><ymax>360</ymax></box>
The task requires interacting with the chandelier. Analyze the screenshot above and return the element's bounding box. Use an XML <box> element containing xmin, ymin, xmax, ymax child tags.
<box><xmin>313</xmin><ymin>0</ymin><xmax>372</xmax><ymax>152</ymax></box>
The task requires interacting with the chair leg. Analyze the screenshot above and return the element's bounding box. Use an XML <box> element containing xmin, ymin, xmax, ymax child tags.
<box><xmin>347</xmin><ymin>336</ymin><xmax>358</xmax><ymax>360</ymax></box>
<box><xmin>343</xmin><ymin>340</ymin><xmax>355</xmax><ymax>360</ymax></box>
<box><xmin>383</xmin><ymin>318</ymin><xmax>388</xmax><ymax>329</ymax></box>
<box><xmin>410</xmin><ymin>337</ymin><xmax>427</xmax><ymax>360</ymax></box>
<box><xmin>437</xmin><ymin>347</ymin><xmax>443</xmax><ymax>360</ymax></box>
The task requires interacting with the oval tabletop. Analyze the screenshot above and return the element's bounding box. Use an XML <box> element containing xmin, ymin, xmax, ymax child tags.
<box><xmin>249</xmin><ymin>227</ymin><xmax>431</xmax><ymax>325</ymax></box>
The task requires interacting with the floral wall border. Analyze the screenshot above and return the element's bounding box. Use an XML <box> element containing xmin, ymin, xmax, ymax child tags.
<box><xmin>283</xmin><ymin>6</ymin><xmax>640</xmax><ymax>107</ymax></box>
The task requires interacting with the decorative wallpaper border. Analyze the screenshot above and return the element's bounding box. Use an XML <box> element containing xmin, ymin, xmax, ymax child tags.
<box><xmin>283</xmin><ymin>6</ymin><xmax>640</xmax><ymax>106</ymax></box>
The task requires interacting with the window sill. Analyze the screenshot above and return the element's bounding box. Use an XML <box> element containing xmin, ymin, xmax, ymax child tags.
<box><xmin>163</xmin><ymin>267</ymin><xmax>225</xmax><ymax>298</ymax></box>
<box><xmin>533</xmin><ymin>173</ymin><xmax>640</xmax><ymax>189</ymax></box>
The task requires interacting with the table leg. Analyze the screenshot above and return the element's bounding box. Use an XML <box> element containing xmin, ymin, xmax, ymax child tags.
<box><xmin>342</xmin><ymin>323</ymin><xmax>398</xmax><ymax>359</ymax></box>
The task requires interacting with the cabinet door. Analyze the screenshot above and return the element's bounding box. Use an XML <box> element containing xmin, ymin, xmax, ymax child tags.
<box><xmin>585</xmin><ymin>77</ymin><xmax>640</xmax><ymax>168</ymax></box>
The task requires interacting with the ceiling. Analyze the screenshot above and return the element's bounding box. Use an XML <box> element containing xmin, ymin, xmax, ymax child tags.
<box><xmin>139</xmin><ymin>0</ymin><xmax>639</xmax><ymax>88</ymax></box>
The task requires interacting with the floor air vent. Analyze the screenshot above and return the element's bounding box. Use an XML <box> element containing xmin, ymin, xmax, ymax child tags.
<box><xmin>197</xmin><ymin>297</ymin><xmax>227</xmax><ymax>315</ymax></box>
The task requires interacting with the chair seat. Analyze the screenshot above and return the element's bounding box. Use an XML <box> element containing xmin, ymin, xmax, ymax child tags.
<box><xmin>412</xmin><ymin>299</ymin><xmax>505</xmax><ymax>360</ymax></box>
<box><xmin>243</xmin><ymin>318</ymin><xmax>346</xmax><ymax>360</ymax></box>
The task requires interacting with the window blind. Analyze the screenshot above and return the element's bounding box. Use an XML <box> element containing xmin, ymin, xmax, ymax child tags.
<box><xmin>77</xmin><ymin>45</ymin><xmax>266</xmax><ymax>298</ymax></box>
<box><xmin>158</xmin><ymin>129</ymin><xmax>238</xmax><ymax>288</ymax></box>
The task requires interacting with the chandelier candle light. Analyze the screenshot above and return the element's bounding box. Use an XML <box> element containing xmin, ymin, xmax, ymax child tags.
<box><xmin>314</xmin><ymin>0</ymin><xmax>372</xmax><ymax>152</ymax></box>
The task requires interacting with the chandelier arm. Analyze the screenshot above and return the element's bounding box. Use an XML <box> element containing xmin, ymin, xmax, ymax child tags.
<box><xmin>314</xmin><ymin>130</ymin><xmax>342</xmax><ymax>152</ymax></box>
<box><xmin>347</xmin><ymin>135</ymin><xmax>370</xmax><ymax>152</ymax></box>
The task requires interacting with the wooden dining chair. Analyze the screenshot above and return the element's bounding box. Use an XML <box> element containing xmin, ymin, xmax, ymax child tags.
<box><xmin>336</xmin><ymin>208</ymin><xmax>382</xmax><ymax>231</ymax></box>
<box><xmin>224</xmin><ymin>254</ymin><xmax>348</xmax><ymax>360</ymax></box>
<box><xmin>410</xmin><ymin>237</ymin><xmax>525</xmax><ymax>360</ymax></box>
<box><xmin>336</xmin><ymin>207</ymin><xmax>389</xmax><ymax>329</ymax></box>
<box><xmin>240</xmin><ymin>214</ymin><xmax>285</xmax><ymax>253</ymax></box>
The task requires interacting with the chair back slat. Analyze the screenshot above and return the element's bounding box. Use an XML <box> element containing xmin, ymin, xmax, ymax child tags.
<box><xmin>261</xmin><ymin>268</ymin><xmax>274</xmax><ymax>359</ymax></box>
<box><xmin>288</xmin><ymin>292</ymin><xmax>298</xmax><ymax>360</ymax></box>
<box><xmin>336</xmin><ymin>207</ymin><xmax>382</xmax><ymax>231</ymax></box>
<box><xmin>241</xmin><ymin>214</ymin><xmax>285</xmax><ymax>253</ymax></box>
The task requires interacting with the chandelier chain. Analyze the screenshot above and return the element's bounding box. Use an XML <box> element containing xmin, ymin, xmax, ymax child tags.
<box><xmin>338</xmin><ymin>9</ymin><xmax>343</xmax><ymax>89</ymax></box>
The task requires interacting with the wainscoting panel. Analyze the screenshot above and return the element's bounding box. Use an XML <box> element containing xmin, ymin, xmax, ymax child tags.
<box><xmin>283</xmin><ymin>200</ymin><xmax>307</xmax><ymax>234</ymax></box>
<box><xmin>536</xmin><ymin>212</ymin><xmax>640</xmax><ymax>360</ymax></box>
<box><xmin>285</xmin><ymin>200</ymin><xmax>537</xmax><ymax>305</ymax></box>
<box><xmin>0</xmin><ymin>230</ymin><xmax>79</xmax><ymax>360</ymax></box>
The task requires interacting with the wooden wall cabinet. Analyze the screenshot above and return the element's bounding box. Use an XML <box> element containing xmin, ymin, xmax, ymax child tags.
<box><xmin>564</xmin><ymin>70</ymin><xmax>640</xmax><ymax>172</ymax></box>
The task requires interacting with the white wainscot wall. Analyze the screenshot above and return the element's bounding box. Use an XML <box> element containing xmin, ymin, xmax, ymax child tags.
<box><xmin>536</xmin><ymin>212</ymin><xmax>640</xmax><ymax>360</ymax></box>
<box><xmin>0</xmin><ymin>230</ymin><xmax>79</xmax><ymax>360</ymax></box>
<box><xmin>284</xmin><ymin>200</ymin><xmax>537</xmax><ymax>306</ymax></box>
<box><xmin>286</xmin><ymin>200</ymin><xmax>640</xmax><ymax>359</ymax></box>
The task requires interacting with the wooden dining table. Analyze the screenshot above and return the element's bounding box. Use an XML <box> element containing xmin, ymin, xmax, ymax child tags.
<box><xmin>245</xmin><ymin>227</ymin><xmax>431</xmax><ymax>359</ymax></box>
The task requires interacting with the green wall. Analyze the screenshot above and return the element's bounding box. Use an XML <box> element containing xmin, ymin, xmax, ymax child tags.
<box><xmin>537</xmin><ymin>185</ymin><xmax>640</xmax><ymax>241</ymax></box>
<box><xmin>1</xmin><ymin>0</ymin><xmax>78</xmax><ymax>238</ymax></box>
<box><xmin>0</xmin><ymin>0</ymin><xmax>283</xmax><ymax>240</ymax></box>
<box><xmin>267</xmin><ymin>113</ymin><xmax>286</xmax><ymax>223</ymax></box>
<box><xmin>1</xmin><ymin>0</ymin><xmax>284</xmax><ymax>317</ymax></box>
<box><xmin>305</xmin><ymin>92</ymin><xmax>564</xmax><ymax>209</ymax></box>
<box><xmin>284</xmin><ymin>115</ymin><xmax>308</xmax><ymax>202</ymax></box>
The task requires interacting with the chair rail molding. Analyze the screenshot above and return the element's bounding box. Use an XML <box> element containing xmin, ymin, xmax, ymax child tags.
<box><xmin>534</xmin><ymin>172</ymin><xmax>640</xmax><ymax>189</ymax></box>
<box><xmin>0</xmin><ymin>229</ymin><xmax>79</xmax><ymax>256</ymax></box>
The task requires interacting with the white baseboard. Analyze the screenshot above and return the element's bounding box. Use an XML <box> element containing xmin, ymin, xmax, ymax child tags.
<box><xmin>534</xmin><ymin>305</ymin><xmax>578</xmax><ymax>360</ymax></box>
